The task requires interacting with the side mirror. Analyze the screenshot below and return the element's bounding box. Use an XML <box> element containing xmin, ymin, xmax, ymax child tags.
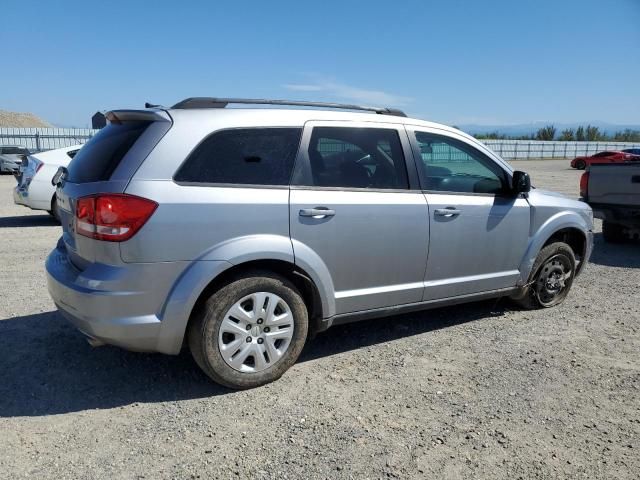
<box><xmin>512</xmin><ymin>170</ymin><xmax>531</xmax><ymax>194</ymax></box>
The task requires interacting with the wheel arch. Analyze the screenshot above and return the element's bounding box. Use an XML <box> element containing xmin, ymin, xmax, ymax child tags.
<box><xmin>187</xmin><ymin>259</ymin><xmax>325</xmax><ymax>336</ymax></box>
<box><xmin>156</xmin><ymin>240</ymin><xmax>334</xmax><ymax>355</ymax></box>
<box><xmin>519</xmin><ymin>212</ymin><xmax>590</xmax><ymax>283</ymax></box>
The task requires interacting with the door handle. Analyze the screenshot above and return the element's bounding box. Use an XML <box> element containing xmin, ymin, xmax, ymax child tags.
<box><xmin>299</xmin><ymin>207</ymin><xmax>336</xmax><ymax>218</ymax></box>
<box><xmin>434</xmin><ymin>208</ymin><xmax>461</xmax><ymax>217</ymax></box>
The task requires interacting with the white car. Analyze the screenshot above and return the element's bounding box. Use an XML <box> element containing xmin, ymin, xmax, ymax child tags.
<box><xmin>13</xmin><ymin>145</ymin><xmax>83</xmax><ymax>220</ymax></box>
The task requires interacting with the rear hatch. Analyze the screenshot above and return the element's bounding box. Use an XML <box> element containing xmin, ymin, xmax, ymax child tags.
<box><xmin>56</xmin><ymin>110</ymin><xmax>172</xmax><ymax>269</ymax></box>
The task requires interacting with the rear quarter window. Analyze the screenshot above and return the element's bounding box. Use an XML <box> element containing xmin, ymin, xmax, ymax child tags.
<box><xmin>174</xmin><ymin>128</ymin><xmax>302</xmax><ymax>186</ymax></box>
<box><xmin>66</xmin><ymin>121</ymin><xmax>150</xmax><ymax>183</ymax></box>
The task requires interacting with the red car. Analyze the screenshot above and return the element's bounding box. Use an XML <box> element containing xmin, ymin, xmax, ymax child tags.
<box><xmin>570</xmin><ymin>150</ymin><xmax>640</xmax><ymax>170</ymax></box>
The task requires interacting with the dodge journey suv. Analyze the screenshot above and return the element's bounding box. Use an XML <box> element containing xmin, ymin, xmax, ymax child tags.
<box><xmin>46</xmin><ymin>97</ymin><xmax>594</xmax><ymax>389</ymax></box>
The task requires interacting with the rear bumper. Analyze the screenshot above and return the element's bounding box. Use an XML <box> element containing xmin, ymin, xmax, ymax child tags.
<box><xmin>589</xmin><ymin>203</ymin><xmax>640</xmax><ymax>227</ymax></box>
<box><xmin>13</xmin><ymin>186</ymin><xmax>28</xmax><ymax>206</ymax></box>
<box><xmin>45</xmin><ymin>240</ymin><xmax>187</xmax><ymax>353</ymax></box>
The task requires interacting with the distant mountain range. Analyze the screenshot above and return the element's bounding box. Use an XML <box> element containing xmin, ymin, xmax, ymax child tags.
<box><xmin>457</xmin><ymin>122</ymin><xmax>640</xmax><ymax>136</ymax></box>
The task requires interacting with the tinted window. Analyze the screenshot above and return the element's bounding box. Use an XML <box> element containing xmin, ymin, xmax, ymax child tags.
<box><xmin>67</xmin><ymin>149</ymin><xmax>79</xmax><ymax>159</ymax></box>
<box><xmin>414</xmin><ymin>132</ymin><xmax>508</xmax><ymax>194</ymax></box>
<box><xmin>593</xmin><ymin>151</ymin><xmax>615</xmax><ymax>157</ymax></box>
<box><xmin>67</xmin><ymin>121</ymin><xmax>150</xmax><ymax>183</ymax></box>
<box><xmin>175</xmin><ymin>128</ymin><xmax>302</xmax><ymax>185</ymax></box>
<box><xmin>295</xmin><ymin>127</ymin><xmax>408</xmax><ymax>189</ymax></box>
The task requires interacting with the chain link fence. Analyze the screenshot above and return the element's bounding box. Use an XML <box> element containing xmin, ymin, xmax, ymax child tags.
<box><xmin>0</xmin><ymin>128</ymin><xmax>97</xmax><ymax>152</ymax></box>
<box><xmin>2</xmin><ymin>128</ymin><xmax>639</xmax><ymax>159</ymax></box>
<box><xmin>481</xmin><ymin>140</ymin><xmax>640</xmax><ymax>160</ymax></box>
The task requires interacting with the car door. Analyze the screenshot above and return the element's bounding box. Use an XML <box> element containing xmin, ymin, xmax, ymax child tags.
<box><xmin>407</xmin><ymin>127</ymin><xmax>531</xmax><ymax>301</ymax></box>
<box><xmin>289</xmin><ymin>121</ymin><xmax>429</xmax><ymax>315</ymax></box>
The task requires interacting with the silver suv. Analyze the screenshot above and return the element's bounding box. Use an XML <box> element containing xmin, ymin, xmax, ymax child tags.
<box><xmin>46</xmin><ymin>98</ymin><xmax>594</xmax><ymax>389</ymax></box>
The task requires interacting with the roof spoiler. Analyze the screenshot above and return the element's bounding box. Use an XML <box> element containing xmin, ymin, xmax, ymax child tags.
<box><xmin>106</xmin><ymin>109</ymin><xmax>171</xmax><ymax>124</ymax></box>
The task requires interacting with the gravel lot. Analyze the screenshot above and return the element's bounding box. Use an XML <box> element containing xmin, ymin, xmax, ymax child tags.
<box><xmin>1</xmin><ymin>160</ymin><xmax>638</xmax><ymax>479</ymax></box>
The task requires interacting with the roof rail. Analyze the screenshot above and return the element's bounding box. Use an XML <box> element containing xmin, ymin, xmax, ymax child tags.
<box><xmin>170</xmin><ymin>97</ymin><xmax>407</xmax><ymax>117</ymax></box>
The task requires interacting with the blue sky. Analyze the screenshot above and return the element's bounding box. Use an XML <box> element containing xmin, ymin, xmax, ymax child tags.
<box><xmin>1</xmin><ymin>0</ymin><xmax>638</xmax><ymax>127</ymax></box>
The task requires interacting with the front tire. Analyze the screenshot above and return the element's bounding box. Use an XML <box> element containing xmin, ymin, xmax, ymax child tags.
<box><xmin>575</xmin><ymin>159</ymin><xmax>586</xmax><ymax>170</ymax></box>
<box><xmin>187</xmin><ymin>271</ymin><xmax>308</xmax><ymax>389</ymax></box>
<box><xmin>511</xmin><ymin>242</ymin><xmax>576</xmax><ymax>309</ymax></box>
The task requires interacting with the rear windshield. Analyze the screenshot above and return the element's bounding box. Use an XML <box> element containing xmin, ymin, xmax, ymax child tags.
<box><xmin>66</xmin><ymin>121</ymin><xmax>150</xmax><ymax>183</ymax></box>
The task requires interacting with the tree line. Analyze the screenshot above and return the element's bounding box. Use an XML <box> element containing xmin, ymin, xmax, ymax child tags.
<box><xmin>472</xmin><ymin>125</ymin><xmax>640</xmax><ymax>142</ymax></box>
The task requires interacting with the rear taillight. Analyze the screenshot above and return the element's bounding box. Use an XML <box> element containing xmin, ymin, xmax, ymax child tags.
<box><xmin>579</xmin><ymin>172</ymin><xmax>589</xmax><ymax>198</ymax></box>
<box><xmin>75</xmin><ymin>194</ymin><xmax>158</xmax><ymax>242</ymax></box>
<box><xmin>35</xmin><ymin>162</ymin><xmax>44</xmax><ymax>174</ymax></box>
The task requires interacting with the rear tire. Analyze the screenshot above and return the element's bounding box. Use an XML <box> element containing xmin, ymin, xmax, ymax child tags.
<box><xmin>602</xmin><ymin>221</ymin><xmax>626</xmax><ymax>243</ymax></box>
<box><xmin>511</xmin><ymin>242</ymin><xmax>576</xmax><ymax>309</ymax></box>
<box><xmin>575</xmin><ymin>160</ymin><xmax>586</xmax><ymax>170</ymax></box>
<box><xmin>187</xmin><ymin>271</ymin><xmax>308</xmax><ymax>389</ymax></box>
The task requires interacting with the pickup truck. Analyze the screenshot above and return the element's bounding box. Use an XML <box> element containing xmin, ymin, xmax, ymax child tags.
<box><xmin>580</xmin><ymin>162</ymin><xmax>640</xmax><ymax>242</ymax></box>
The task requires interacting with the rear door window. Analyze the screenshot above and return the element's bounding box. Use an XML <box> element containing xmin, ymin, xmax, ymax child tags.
<box><xmin>293</xmin><ymin>127</ymin><xmax>409</xmax><ymax>189</ymax></box>
<box><xmin>66</xmin><ymin>121</ymin><xmax>150</xmax><ymax>183</ymax></box>
<box><xmin>174</xmin><ymin>128</ymin><xmax>302</xmax><ymax>186</ymax></box>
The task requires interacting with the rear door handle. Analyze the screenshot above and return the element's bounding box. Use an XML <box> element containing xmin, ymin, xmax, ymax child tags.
<box><xmin>434</xmin><ymin>208</ymin><xmax>461</xmax><ymax>217</ymax></box>
<box><xmin>299</xmin><ymin>207</ymin><xmax>336</xmax><ymax>218</ymax></box>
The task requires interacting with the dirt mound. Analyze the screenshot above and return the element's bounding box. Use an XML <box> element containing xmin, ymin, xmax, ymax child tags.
<box><xmin>0</xmin><ymin>110</ymin><xmax>52</xmax><ymax>128</ymax></box>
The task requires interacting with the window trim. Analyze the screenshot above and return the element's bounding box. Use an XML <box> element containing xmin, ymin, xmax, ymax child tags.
<box><xmin>172</xmin><ymin>126</ymin><xmax>304</xmax><ymax>188</ymax></box>
<box><xmin>290</xmin><ymin>121</ymin><xmax>421</xmax><ymax>192</ymax></box>
<box><xmin>406</xmin><ymin>127</ymin><xmax>514</xmax><ymax>197</ymax></box>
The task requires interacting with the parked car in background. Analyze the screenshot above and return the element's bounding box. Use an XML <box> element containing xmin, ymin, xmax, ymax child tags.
<box><xmin>622</xmin><ymin>148</ymin><xmax>640</xmax><ymax>155</ymax></box>
<box><xmin>580</xmin><ymin>162</ymin><xmax>640</xmax><ymax>242</ymax></box>
<box><xmin>13</xmin><ymin>145</ymin><xmax>82</xmax><ymax>220</ymax></box>
<box><xmin>570</xmin><ymin>150</ymin><xmax>640</xmax><ymax>170</ymax></box>
<box><xmin>0</xmin><ymin>145</ymin><xmax>30</xmax><ymax>173</ymax></box>
<box><xmin>46</xmin><ymin>98</ymin><xmax>593</xmax><ymax>389</ymax></box>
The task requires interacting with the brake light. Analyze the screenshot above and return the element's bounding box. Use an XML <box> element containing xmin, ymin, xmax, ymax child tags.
<box><xmin>579</xmin><ymin>172</ymin><xmax>589</xmax><ymax>198</ymax></box>
<box><xmin>35</xmin><ymin>162</ymin><xmax>44</xmax><ymax>173</ymax></box>
<box><xmin>75</xmin><ymin>194</ymin><xmax>158</xmax><ymax>242</ymax></box>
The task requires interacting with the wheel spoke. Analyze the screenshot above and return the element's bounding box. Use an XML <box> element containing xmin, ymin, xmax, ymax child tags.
<box><xmin>264</xmin><ymin>294</ymin><xmax>280</xmax><ymax>323</ymax></box>
<box><xmin>228</xmin><ymin>342</ymin><xmax>253</xmax><ymax>370</ymax></box>
<box><xmin>227</xmin><ymin>303</ymin><xmax>254</xmax><ymax>323</ymax></box>
<box><xmin>221</xmin><ymin>317</ymin><xmax>248</xmax><ymax>337</ymax></box>
<box><xmin>268</xmin><ymin>310</ymin><xmax>292</xmax><ymax>327</ymax></box>
<box><xmin>265</xmin><ymin>326</ymin><xmax>294</xmax><ymax>341</ymax></box>
<box><xmin>253</xmin><ymin>343</ymin><xmax>268</xmax><ymax>370</ymax></box>
<box><xmin>264</xmin><ymin>335</ymin><xmax>283</xmax><ymax>363</ymax></box>
<box><xmin>219</xmin><ymin>336</ymin><xmax>244</xmax><ymax>354</ymax></box>
<box><xmin>251</xmin><ymin>292</ymin><xmax>268</xmax><ymax>318</ymax></box>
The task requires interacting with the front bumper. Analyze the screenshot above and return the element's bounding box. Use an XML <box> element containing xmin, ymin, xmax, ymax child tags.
<box><xmin>45</xmin><ymin>240</ymin><xmax>184</xmax><ymax>353</ymax></box>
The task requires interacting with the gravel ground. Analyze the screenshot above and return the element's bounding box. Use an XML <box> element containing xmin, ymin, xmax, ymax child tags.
<box><xmin>1</xmin><ymin>160</ymin><xmax>638</xmax><ymax>479</ymax></box>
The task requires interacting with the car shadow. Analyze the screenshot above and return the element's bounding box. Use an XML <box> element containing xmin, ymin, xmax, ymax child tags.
<box><xmin>0</xmin><ymin>300</ymin><xmax>508</xmax><ymax>417</ymax></box>
<box><xmin>0</xmin><ymin>215</ymin><xmax>59</xmax><ymax>228</ymax></box>
<box><xmin>589</xmin><ymin>232</ymin><xmax>640</xmax><ymax>268</ymax></box>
